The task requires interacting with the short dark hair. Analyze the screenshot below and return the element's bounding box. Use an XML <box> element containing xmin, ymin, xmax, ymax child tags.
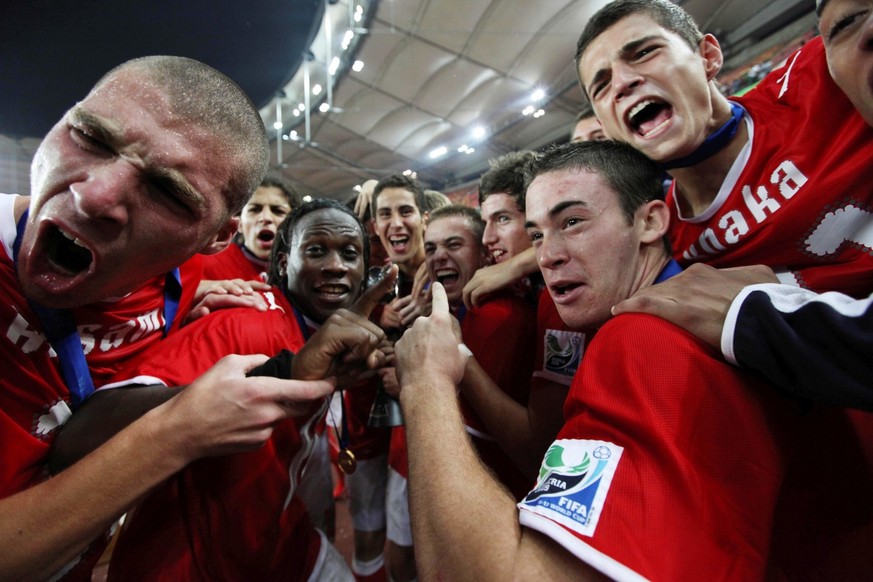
<box><xmin>373</xmin><ymin>174</ymin><xmax>427</xmax><ymax>213</ymax></box>
<box><xmin>576</xmin><ymin>102</ymin><xmax>596</xmax><ymax>123</ymax></box>
<box><xmin>424</xmin><ymin>190</ymin><xmax>451</xmax><ymax>212</ymax></box>
<box><xmin>260</xmin><ymin>174</ymin><xmax>302</xmax><ymax>209</ymax></box>
<box><xmin>477</xmin><ymin>150</ymin><xmax>539</xmax><ymax>212</ymax></box>
<box><xmin>268</xmin><ymin>197</ymin><xmax>369</xmax><ymax>291</ymax></box>
<box><xmin>101</xmin><ymin>56</ymin><xmax>269</xmax><ymax>215</ymax></box>
<box><xmin>570</xmin><ymin>103</ymin><xmax>599</xmax><ymax>141</ymax></box>
<box><xmin>575</xmin><ymin>0</ymin><xmax>704</xmax><ymax>96</ymax></box>
<box><xmin>426</xmin><ymin>204</ymin><xmax>485</xmax><ymax>245</ymax></box>
<box><xmin>529</xmin><ymin>140</ymin><xmax>664</xmax><ymax>226</ymax></box>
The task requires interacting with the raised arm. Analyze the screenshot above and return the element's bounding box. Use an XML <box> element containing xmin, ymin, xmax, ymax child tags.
<box><xmin>52</xmin><ymin>266</ymin><xmax>397</xmax><ymax>472</ymax></box>
<box><xmin>395</xmin><ymin>283</ymin><xmax>592</xmax><ymax>581</ymax></box>
<box><xmin>611</xmin><ymin>263</ymin><xmax>776</xmax><ymax>348</ymax></box>
<box><xmin>458</xmin><ymin>361</ymin><xmax>567</xmax><ymax>475</ymax></box>
<box><xmin>2</xmin><ymin>354</ymin><xmax>334</xmax><ymax>580</ymax></box>
<box><xmin>462</xmin><ymin>246</ymin><xmax>537</xmax><ymax>309</ymax></box>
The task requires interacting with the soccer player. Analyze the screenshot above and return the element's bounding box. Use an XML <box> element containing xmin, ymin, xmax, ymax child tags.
<box><xmin>0</xmin><ymin>55</ymin><xmax>339</xmax><ymax>580</ymax></box>
<box><xmin>394</xmin><ymin>140</ymin><xmax>873</xmax><ymax>580</ymax></box>
<box><xmin>610</xmin><ymin>0</ymin><xmax>873</xmax><ymax>410</ymax></box>
<box><xmin>575</xmin><ymin>0</ymin><xmax>873</xmax><ymax>297</ymax></box>
<box><xmin>422</xmin><ymin>204</ymin><xmax>537</xmax><ymax>497</ymax></box>
<box><xmin>52</xmin><ymin>198</ymin><xmax>392</xmax><ymax>580</ymax></box>
<box><xmin>201</xmin><ymin>174</ymin><xmax>301</xmax><ymax>282</ymax></box>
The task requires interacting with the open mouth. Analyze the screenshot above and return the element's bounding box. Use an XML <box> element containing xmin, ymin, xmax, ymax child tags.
<box><xmin>490</xmin><ymin>248</ymin><xmax>506</xmax><ymax>262</ymax></box>
<box><xmin>388</xmin><ymin>235</ymin><xmax>409</xmax><ymax>250</ymax></box>
<box><xmin>315</xmin><ymin>283</ymin><xmax>351</xmax><ymax>300</ymax></box>
<box><xmin>627</xmin><ymin>99</ymin><xmax>672</xmax><ymax>137</ymax></box>
<box><xmin>435</xmin><ymin>268</ymin><xmax>459</xmax><ymax>286</ymax></box>
<box><xmin>257</xmin><ymin>229</ymin><xmax>275</xmax><ymax>243</ymax></box>
<box><xmin>46</xmin><ymin>226</ymin><xmax>93</xmax><ymax>276</ymax></box>
<box><xmin>550</xmin><ymin>281</ymin><xmax>581</xmax><ymax>297</ymax></box>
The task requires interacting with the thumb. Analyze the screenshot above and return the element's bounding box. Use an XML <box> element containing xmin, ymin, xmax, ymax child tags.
<box><xmin>430</xmin><ymin>282</ymin><xmax>450</xmax><ymax>316</ymax></box>
<box><xmin>352</xmin><ymin>263</ymin><xmax>398</xmax><ymax>317</ymax></box>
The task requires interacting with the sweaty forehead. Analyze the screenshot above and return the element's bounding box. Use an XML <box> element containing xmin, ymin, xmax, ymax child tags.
<box><xmin>295</xmin><ymin>209</ymin><xmax>362</xmax><ymax>240</ymax></box>
<box><xmin>526</xmin><ymin>170</ymin><xmax>612</xmax><ymax>218</ymax></box>
<box><xmin>425</xmin><ymin>216</ymin><xmax>476</xmax><ymax>242</ymax></box>
<box><xmin>579</xmin><ymin>13</ymin><xmax>668</xmax><ymax>71</ymax></box>
<box><xmin>377</xmin><ymin>188</ymin><xmax>417</xmax><ymax>209</ymax></box>
<box><xmin>74</xmin><ymin>79</ymin><xmax>235</xmax><ymax>218</ymax></box>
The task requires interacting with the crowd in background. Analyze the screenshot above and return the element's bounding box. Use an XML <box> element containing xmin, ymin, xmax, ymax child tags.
<box><xmin>1</xmin><ymin>0</ymin><xmax>871</xmax><ymax>580</ymax></box>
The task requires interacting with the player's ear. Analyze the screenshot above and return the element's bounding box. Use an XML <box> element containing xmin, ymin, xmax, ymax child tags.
<box><xmin>699</xmin><ymin>33</ymin><xmax>723</xmax><ymax>81</ymax></box>
<box><xmin>199</xmin><ymin>216</ymin><xmax>239</xmax><ymax>255</ymax></box>
<box><xmin>276</xmin><ymin>252</ymin><xmax>289</xmax><ymax>279</ymax></box>
<box><xmin>636</xmin><ymin>200</ymin><xmax>670</xmax><ymax>245</ymax></box>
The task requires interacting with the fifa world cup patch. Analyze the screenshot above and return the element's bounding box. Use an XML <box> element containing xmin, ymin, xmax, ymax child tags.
<box><xmin>542</xmin><ymin>329</ymin><xmax>585</xmax><ymax>379</ymax></box>
<box><xmin>519</xmin><ymin>439</ymin><xmax>623</xmax><ymax>537</ymax></box>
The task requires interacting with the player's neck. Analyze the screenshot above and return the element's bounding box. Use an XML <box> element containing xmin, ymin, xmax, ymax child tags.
<box><xmin>670</xmin><ymin>115</ymin><xmax>748</xmax><ymax>218</ymax></box>
<box><xmin>633</xmin><ymin>248</ymin><xmax>672</xmax><ymax>296</ymax></box>
<box><xmin>397</xmin><ymin>252</ymin><xmax>424</xmax><ymax>279</ymax></box>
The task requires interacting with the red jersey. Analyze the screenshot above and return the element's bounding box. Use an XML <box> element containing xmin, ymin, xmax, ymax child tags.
<box><xmin>531</xmin><ymin>290</ymin><xmax>586</xmax><ymax>391</ymax></box>
<box><xmin>0</xmin><ymin>194</ymin><xmax>203</xmax><ymax>580</ymax></box>
<box><xmin>519</xmin><ymin>314</ymin><xmax>873</xmax><ymax>580</ymax></box>
<box><xmin>343</xmin><ymin>376</ymin><xmax>392</xmax><ymax>460</ymax></box>
<box><xmin>103</xmin><ymin>292</ymin><xmax>328</xmax><ymax>581</ymax></box>
<box><xmin>668</xmin><ymin>36</ymin><xmax>873</xmax><ymax>298</ymax></box>
<box><xmin>76</xmin><ymin>255</ymin><xmax>202</xmax><ymax>387</ymax></box>
<box><xmin>200</xmin><ymin>242</ymin><xmax>268</xmax><ymax>282</ymax></box>
<box><xmin>458</xmin><ymin>294</ymin><xmax>537</xmax><ymax>500</ymax></box>
<box><xmin>519</xmin><ymin>314</ymin><xmax>800</xmax><ymax>580</ymax></box>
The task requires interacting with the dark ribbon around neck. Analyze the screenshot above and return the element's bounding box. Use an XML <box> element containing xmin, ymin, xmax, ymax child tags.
<box><xmin>12</xmin><ymin>210</ymin><xmax>180</xmax><ymax>409</ymax></box>
<box><xmin>660</xmin><ymin>102</ymin><xmax>745</xmax><ymax>170</ymax></box>
<box><xmin>291</xmin><ymin>303</ymin><xmax>350</xmax><ymax>452</ymax></box>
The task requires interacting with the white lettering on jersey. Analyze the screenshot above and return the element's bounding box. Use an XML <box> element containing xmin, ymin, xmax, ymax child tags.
<box><xmin>79</xmin><ymin>308</ymin><xmax>164</xmax><ymax>355</ymax></box>
<box><xmin>6</xmin><ymin>311</ymin><xmax>47</xmax><ymax>354</ymax></box>
<box><xmin>129</xmin><ymin>310</ymin><xmax>163</xmax><ymax>343</ymax></box>
<box><xmin>683</xmin><ymin>160</ymin><xmax>808</xmax><ymax>261</ymax></box>
<box><xmin>805</xmin><ymin>205</ymin><xmax>873</xmax><ymax>256</ymax></box>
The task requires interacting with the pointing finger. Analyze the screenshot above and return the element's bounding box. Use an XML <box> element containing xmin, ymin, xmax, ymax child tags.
<box><xmin>351</xmin><ymin>263</ymin><xmax>398</xmax><ymax>317</ymax></box>
<box><xmin>430</xmin><ymin>282</ymin><xmax>449</xmax><ymax>316</ymax></box>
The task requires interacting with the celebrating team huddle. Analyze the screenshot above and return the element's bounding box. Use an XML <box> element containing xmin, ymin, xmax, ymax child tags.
<box><xmin>1</xmin><ymin>0</ymin><xmax>871</xmax><ymax>580</ymax></box>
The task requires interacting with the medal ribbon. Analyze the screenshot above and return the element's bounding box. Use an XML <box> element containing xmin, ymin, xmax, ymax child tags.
<box><xmin>661</xmin><ymin>102</ymin><xmax>746</xmax><ymax>170</ymax></box>
<box><xmin>291</xmin><ymin>303</ymin><xmax>353</xmax><ymax>469</ymax></box>
<box><xmin>12</xmin><ymin>209</ymin><xmax>181</xmax><ymax>409</ymax></box>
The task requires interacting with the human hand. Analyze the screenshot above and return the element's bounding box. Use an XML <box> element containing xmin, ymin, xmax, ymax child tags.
<box><xmin>410</xmin><ymin>262</ymin><xmax>430</xmax><ymax>300</ymax></box>
<box><xmin>156</xmin><ymin>354</ymin><xmax>335</xmax><ymax>461</ymax></box>
<box><xmin>462</xmin><ymin>248</ymin><xmax>537</xmax><ymax>309</ymax></box>
<box><xmin>353</xmin><ymin>179</ymin><xmax>379</xmax><ymax>220</ymax></box>
<box><xmin>291</xmin><ymin>265</ymin><xmax>398</xmax><ymax>383</ymax></box>
<box><xmin>380</xmin><ymin>293</ymin><xmax>413</xmax><ymax>330</ymax></box>
<box><xmin>395</xmin><ymin>283</ymin><xmax>467</xmax><ymax>390</ymax></box>
<box><xmin>379</xmin><ymin>367</ymin><xmax>401</xmax><ymax>398</ymax></box>
<box><xmin>187</xmin><ymin>278</ymin><xmax>271</xmax><ymax>323</ymax></box>
<box><xmin>611</xmin><ymin>263</ymin><xmax>778</xmax><ymax>348</ymax></box>
<box><xmin>399</xmin><ymin>291</ymin><xmax>430</xmax><ymax>327</ymax></box>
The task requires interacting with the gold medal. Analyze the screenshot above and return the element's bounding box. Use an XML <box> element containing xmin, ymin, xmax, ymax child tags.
<box><xmin>337</xmin><ymin>448</ymin><xmax>357</xmax><ymax>475</ymax></box>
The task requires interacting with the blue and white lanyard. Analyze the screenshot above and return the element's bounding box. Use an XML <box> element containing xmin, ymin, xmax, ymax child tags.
<box><xmin>12</xmin><ymin>210</ymin><xmax>180</xmax><ymax>409</ymax></box>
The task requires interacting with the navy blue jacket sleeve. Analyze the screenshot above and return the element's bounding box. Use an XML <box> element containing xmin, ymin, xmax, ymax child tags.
<box><xmin>722</xmin><ymin>284</ymin><xmax>873</xmax><ymax>410</ymax></box>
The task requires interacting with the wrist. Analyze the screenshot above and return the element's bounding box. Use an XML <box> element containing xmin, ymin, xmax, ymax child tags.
<box><xmin>137</xmin><ymin>403</ymin><xmax>195</xmax><ymax>470</ymax></box>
